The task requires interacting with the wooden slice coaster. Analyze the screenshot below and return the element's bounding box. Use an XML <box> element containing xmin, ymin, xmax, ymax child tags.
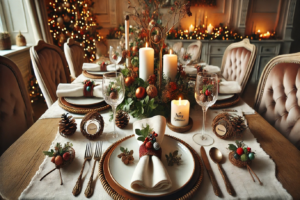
<box><xmin>99</xmin><ymin>135</ymin><xmax>204</xmax><ymax>200</ymax></box>
<box><xmin>211</xmin><ymin>94</ymin><xmax>240</xmax><ymax>109</ymax></box>
<box><xmin>167</xmin><ymin>117</ymin><xmax>193</xmax><ymax>133</ymax></box>
<box><xmin>58</xmin><ymin>97</ymin><xmax>110</xmax><ymax>114</ymax></box>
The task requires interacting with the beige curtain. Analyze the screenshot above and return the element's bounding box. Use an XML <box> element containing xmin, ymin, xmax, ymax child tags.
<box><xmin>25</xmin><ymin>0</ymin><xmax>53</xmax><ymax>44</ymax></box>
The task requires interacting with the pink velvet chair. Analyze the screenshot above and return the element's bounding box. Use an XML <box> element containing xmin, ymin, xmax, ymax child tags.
<box><xmin>0</xmin><ymin>56</ymin><xmax>34</xmax><ymax>155</ymax></box>
<box><xmin>221</xmin><ymin>38</ymin><xmax>257</xmax><ymax>94</ymax></box>
<box><xmin>30</xmin><ymin>40</ymin><xmax>71</xmax><ymax>108</ymax></box>
<box><xmin>64</xmin><ymin>38</ymin><xmax>85</xmax><ymax>78</ymax></box>
<box><xmin>254</xmin><ymin>52</ymin><xmax>300</xmax><ymax>149</ymax></box>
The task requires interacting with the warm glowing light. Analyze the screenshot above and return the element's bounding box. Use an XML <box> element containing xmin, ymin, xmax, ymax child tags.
<box><xmin>169</xmin><ymin>49</ymin><xmax>173</xmax><ymax>54</ymax></box>
<box><xmin>179</xmin><ymin>97</ymin><xmax>182</xmax><ymax>105</ymax></box>
<box><xmin>258</xmin><ymin>29</ymin><xmax>261</xmax><ymax>33</ymax></box>
<box><xmin>145</xmin><ymin>42</ymin><xmax>148</xmax><ymax>47</ymax></box>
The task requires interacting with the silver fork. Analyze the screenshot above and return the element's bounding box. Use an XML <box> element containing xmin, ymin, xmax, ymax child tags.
<box><xmin>72</xmin><ymin>142</ymin><xmax>92</xmax><ymax>196</ymax></box>
<box><xmin>85</xmin><ymin>141</ymin><xmax>103</xmax><ymax>198</ymax></box>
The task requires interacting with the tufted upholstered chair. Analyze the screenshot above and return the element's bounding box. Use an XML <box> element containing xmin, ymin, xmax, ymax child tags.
<box><xmin>30</xmin><ymin>40</ymin><xmax>71</xmax><ymax>108</ymax></box>
<box><xmin>254</xmin><ymin>52</ymin><xmax>300</xmax><ymax>149</ymax></box>
<box><xmin>64</xmin><ymin>38</ymin><xmax>85</xmax><ymax>78</ymax></box>
<box><xmin>221</xmin><ymin>38</ymin><xmax>257</xmax><ymax>94</ymax></box>
<box><xmin>0</xmin><ymin>56</ymin><xmax>34</xmax><ymax>155</ymax></box>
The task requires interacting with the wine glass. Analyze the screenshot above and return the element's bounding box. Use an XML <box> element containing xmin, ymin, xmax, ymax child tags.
<box><xmin>109</xmin><ymin>46</ymin><xmax>122</xmax><ymax>71</ymax></box>
<box><xmin>102</xmin><ymin>72</ymin><xmax>125</xmax><ymax>138</ymax></box>
<box><xmin>178</xmin><ymin>47</ymin><xmax>192</xmax><ymax>67</ymax></box>
<box><xmin>193</xmin><ymin>72</ymin><xmax>218</xmax><ymax>146</ymax></box>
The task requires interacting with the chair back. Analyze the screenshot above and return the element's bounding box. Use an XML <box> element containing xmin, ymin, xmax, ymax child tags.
<box><xmin>0</xmin><ymin>56</ymin><xmax>34</xmax><ymax>155</ymax></box>
<box><xmin>221</xmin><ymin>38</ymin><xmax>257</xmax><ymax>94</ymax></box>
<box><xmin>30</xmin><ymin>40</ymin><xmax>71</xmax><ymax>107</ymax></box>
<box><xmin>64</xmin><ymin>38</ymin><xmax>84</xmax><ymax>78</ymax></box>
<box><xmin>254</xmin><ymin>52</ymin><xmax>300</xmax><ymax>149</ymax></box>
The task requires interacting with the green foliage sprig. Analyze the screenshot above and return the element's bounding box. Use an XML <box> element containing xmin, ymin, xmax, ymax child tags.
<box><xmin>43</xmin><ymin>142</ymin><xmax>73</xmax><ymax>157</ymax></box>
<box><xmin>165</xmin><ymin>150</ymin><xmax>182</xmax><ymax>166</ymax></box>
<box><xmin>135</xmin><ymin>124</ymin><xmax>153</xmax><ymax>142</ymax></box>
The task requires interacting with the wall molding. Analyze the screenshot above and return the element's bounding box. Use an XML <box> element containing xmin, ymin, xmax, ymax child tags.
<box><xmin>237</xmin><ymin>0</ymin><xmax>250</xmax><ymax>28</ymax></box>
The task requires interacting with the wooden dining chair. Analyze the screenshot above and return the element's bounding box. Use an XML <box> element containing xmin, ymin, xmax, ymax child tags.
<box><xmin>30</xmin><ymin>40</ymin><xmax>71</xmax><ymax>108</ymax></box>
<box><xmin>64</xmin><ymin>38</ymin><xmax>85</xmax><ymax>78</ymax></box>
<box><xmin>0</xmin><ymin>56</ymin><xmax>34</xmax><ymax>155</ymax></box>
<box><xmin>220</xmin><ymin>38</ymin><xmax>257</xmax><ymax>94</ymax></box>
<box><xmin>254</xmin><ymin>52</ymin><xmax>300</xmax><ymax>149</ymax></box>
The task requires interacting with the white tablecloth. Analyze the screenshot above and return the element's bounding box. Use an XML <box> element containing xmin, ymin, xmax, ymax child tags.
<box><xmin>19</xmin><ymin>74</ymin><xmax>292</xmax><ymax>200</ymax></box>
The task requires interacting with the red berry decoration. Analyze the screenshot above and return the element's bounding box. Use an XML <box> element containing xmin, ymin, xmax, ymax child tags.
<box><xmin>236</xmin><ymin>147</ymin><xmax>244</xmax><ymax>155</ymax></box>
<box><xmin>205</xmin><ymin>90</ymin><xmax>211</xmax><ymax>96</ymax></box>
<box><xmin>247</xmin><ymin>147</ymin><xmax>251</xmax><ymax>152</ymax></box>
<box><xmin>146</xmin><ymin>141</ymin><xmax>153</xmax><ymax>149</ymax></box>
<box><xmin>51</xmin><ymin>156</ymin><xmax>55</xmax><ymax>163</ymax></box>
<box><xmin>63</xmin><ymin>152</ymin><xmax>70</xmax><ymax>161</ymax></box>
<box><xmin>55</xmin><ymin>155</ymin><xmax>64</xmax><ymax>166</ymax></box>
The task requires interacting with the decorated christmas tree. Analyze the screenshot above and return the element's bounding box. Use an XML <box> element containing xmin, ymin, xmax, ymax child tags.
<box><xmin>47</xmin><ymin>0</ymin><xmax>102</xmax><ymax>61</ymax></box>
<box><xmin>28</xmin><ymin>74</ymin><xmax>43</xmax><ymax>103</ymax></box>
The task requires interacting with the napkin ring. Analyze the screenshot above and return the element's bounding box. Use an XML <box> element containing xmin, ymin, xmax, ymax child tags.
<box><xmin>83</xmin><ymin>80</ymin><xmax>95</xmax><ymax>97</ymax></box>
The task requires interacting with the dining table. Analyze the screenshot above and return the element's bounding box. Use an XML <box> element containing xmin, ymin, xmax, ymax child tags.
<box><xmin>1</xmin><ymin>73</ymin><xmax>300</xmax><ymax>200</ymax></box>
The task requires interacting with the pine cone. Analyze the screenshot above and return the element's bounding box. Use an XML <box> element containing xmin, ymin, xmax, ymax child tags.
<box><xmin>59</xmin><ymin>113</ymin><xmax>77</xmax><ymax>137</ymax></box>
<box><xmin>115</xmin><ymin>111</ymin><xmax>130</xmax><ymax>129</ymax></box>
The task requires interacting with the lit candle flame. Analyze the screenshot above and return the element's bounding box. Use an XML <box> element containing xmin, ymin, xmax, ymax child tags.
<box><xmin>145</xmin><ymin>42</ymin><xmax>148</xmax><ymax>48</ymax></box>
<box><xmin>258</xmin><ymin>29</ymin><xmax>261</xmax><ymax>33</ymax></box>
<box><xmin>179</xmin><ymin>97</ymin><xmax>181</xmax><ymax>105</ymax></box>
<box><xmin>169</xmin><ymin>49</ymin><xmax>173</xmax><ymax>54</ymax></box>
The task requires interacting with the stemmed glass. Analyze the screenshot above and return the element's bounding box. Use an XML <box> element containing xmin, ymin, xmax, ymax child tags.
<box><xmin>109</xmin><ymin>46</ymin><xmax>122</xmax><ymax>71</ymax></box>
<box><xmin>102</xmin><ymin>72</ymin><xmax>125</xmax><ymax>138</ymax></box>
<box><xmin>178</xmin><ymin>47</ymin><xmax>192</xmax><ymax>67</ymax></box>
<box><xmin>193</xmin><ymin>72</ymin><xmax>218</xmax><ymax>146</ymax></box>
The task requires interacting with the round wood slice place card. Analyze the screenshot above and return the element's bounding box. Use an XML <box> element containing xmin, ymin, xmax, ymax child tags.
<box><xmin>80</xmin><ymin>111</ymin><xmax>104</xmax><ymax>140</ymax></box>
<box><xmin>167</xmin><ymin>117</ymin><xmax>193</xmax><ymax>133</ymax></box>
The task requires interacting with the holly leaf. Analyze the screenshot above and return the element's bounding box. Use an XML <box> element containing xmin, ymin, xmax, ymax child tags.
<box><xmin>173</xmin><ymin>150</ymin><xmax>178</xmax><ymax>156</ymax></box>
<box><xmin>135</xmin><ymin>129</ymin><xmax>142</xmax><ymax>135</ymax></box>
<box><xmin>228</xmin><ymin>144</ymin><xmax>237</xmax><ymax>151</ymax></box>
<box><xmin>137</xmin><ymin>137</ymin><xmax>145</xmax><ymax>142</ymax></box>
<box><xmin>120</xmin><ymin>147</ymin><xmax>125</xmax><ymax>152</ymax></box>
<box><xmin>235</xmin><ymin>140</ymin><xmax>241</xmax><ymax>147</ymax></box>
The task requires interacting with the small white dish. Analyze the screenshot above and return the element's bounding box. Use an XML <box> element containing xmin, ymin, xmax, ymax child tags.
<box><xmin>87</xmin><ymin>64</ymin><xmax>122</xmax><ymax>75</ymax></box>
<box><xmin>108</xmin><ymin>135</ymin><xmax>195</xmax><ymax>197</ymax></box>
<box><xmin>64</xmin><ymin>97</ymin><xmax>104</xmax><ymax>106</ymax></box>
<box><xmin>217</xmin><ymin>94</ymin><xmax>234</xmax><ymax>100</ymax></box>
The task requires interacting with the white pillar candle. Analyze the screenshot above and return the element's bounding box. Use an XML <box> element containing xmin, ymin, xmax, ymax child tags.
<box><xmin>207</xmin><ymin>24</ymin><xmax>213</xmax><ymax>34</ymax></box>
<box><xmin>189</xmin><ymin>24</ymin><xmax>194</xmax><ymax>32</ymax></box>
<box><xmin>163</xmin><ymin>49</ymin><xmax>177</xmax><ymax>81</ymax></box>
<box><xmin>125</xmin><ymin>15</ymin><xmax>130</xmax><ymax>67</ymax></box>
<box><xmin>171</xmin><ymin>98</ymin><xmax>190</xmax><ymax>127</ymax></box>
<box><xmin>139</xmin><ymin>43</ymin><xmax>154</xmax><ymax>81</ymax></box>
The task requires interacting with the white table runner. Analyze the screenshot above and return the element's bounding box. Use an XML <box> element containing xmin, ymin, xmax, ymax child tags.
<box><xmin>20</xmin><ymin>104</ymin><xmax>292</xmax><ymax>199</ymax></box>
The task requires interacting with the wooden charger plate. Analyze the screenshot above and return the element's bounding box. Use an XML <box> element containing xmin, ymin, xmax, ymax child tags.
<box><xmin>58</xmin><ymin>97</ymin><xmax>110</xmax><ymax>114</ymax></box>
<box><xmin>99</xmin><ymin>135</ymin><xmax>204</xmax><ymax>200</ymax></box>
<box><xmin>82</xmin><ymin>70</ymin><xmax>103</xmax><ymax>79</ymax></box>
<box><xmin>211</xmin><ymin>94</ymin><xmax>240</xmax><ymax>109</ymax></box>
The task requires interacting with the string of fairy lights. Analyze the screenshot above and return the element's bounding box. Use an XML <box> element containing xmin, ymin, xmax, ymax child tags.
<box><xmin>47</xmin><ymin>0</ymin><xmax>102</xmax><ymax>61</ymax></box>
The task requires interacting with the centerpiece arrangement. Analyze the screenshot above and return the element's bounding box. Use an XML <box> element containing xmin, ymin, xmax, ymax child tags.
<box><xmin>113</xmin><ymin>0</ymin><xmax>194</xmax><ymax>119</ymax></box>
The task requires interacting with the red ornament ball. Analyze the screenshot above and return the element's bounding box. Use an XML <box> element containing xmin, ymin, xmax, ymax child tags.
<box><xmin>63</xmin><ymin>152</ymin><xmax>71</xmax><ymax>161</ymax></box>
<box><xmin>205</xmin><ymin>90</ymin><xmax>211</xmax><ymax>96</ymax></box>
<box><xmin>125</xmin><ymin>76</ymin><xmax>135</xmax><ymax>87</ymax></box>
<box><xmin>136</xmin><ymin>87</ymin><xmax>146</xmax><ymax>99</ymax></box>
<box><xmin>236</xmin><ymin>147</ymin><xmax>244</xmax><ymax>155</ymax></box>
<box><xmin>247</xmin><ymin>147</ymin><xmax>251</xmax><ymax>152</ymax></box>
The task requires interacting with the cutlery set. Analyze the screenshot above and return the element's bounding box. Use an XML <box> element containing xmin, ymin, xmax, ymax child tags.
<box><xmin>72</xmin><ymin>141</ymin><xmax>103</xmax><ymax>198</ymax></box>
<box><xmin>201</xmin><ymin>146</ymin><xmax>236</xmax><ymax>197</ymax></box>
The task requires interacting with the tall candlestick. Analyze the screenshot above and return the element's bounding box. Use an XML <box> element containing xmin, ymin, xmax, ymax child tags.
<box><xmin>171</xmin><ymin>98</ymin><xmax>190</xmax><ymax>127</ymax></box>
<box><xmin>125</xmin><ymin>15</ymin><xmax>130</xmax><ymax>67</ymax></box>
<box><xmin>207</xmin><ymin>24</ymin><xmax>213</xmax><ymax>34</ymax></box>
<box><xmin>163</xmin><ymin>49</ymin><xmax>177</xmax><ymax>81</ymax></box>
<box><xmin>139</xmin><ymin>42</ymin><xmax>154</xmax><ymax>81</ymax></box>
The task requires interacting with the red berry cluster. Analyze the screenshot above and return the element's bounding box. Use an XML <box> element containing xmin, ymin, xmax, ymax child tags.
<box><xmin>84</xmin><ymin>80</ymin><xmax>94</xmax><ymax>87</ymax></box>
<box><xmin>177</xmin><ymin>65</ymin><xmax>186</xmax><ymax>77</ymax></box>
<box><xmin>144</xmin><ymin>131</ymin><xmax>158</xmax><ymax>149</ymax></box>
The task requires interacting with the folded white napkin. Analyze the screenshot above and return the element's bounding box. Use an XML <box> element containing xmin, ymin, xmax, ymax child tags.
<box><xmin>184</xmin><ymin>65</ymin><xmax>221</xmax><ymax>76</ymax></box>
<box><xmin>131</xmin><ymin>116</ymin><xmax>172</xmax><ymax>192</ymax></box>
<box><xmin>56</xmin><ymin>83</ymin><xmax>103</xmax><ymax>97</ymax></box>
<box><xmin>219</xmin><ymin>81</ymin><xmax>241</xmax><ymax>94</ymax></box>
<box><xmin>82</xmin><ymin>63</ymin><xmax>101</xmax><ymax>72</ymax></box>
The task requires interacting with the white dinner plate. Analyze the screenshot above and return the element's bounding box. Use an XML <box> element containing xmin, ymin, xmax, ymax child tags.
<box><xmin>87</xmin><ymin>64</ymin><xmax>122</xmax><ymax>75</ymax></box>
<box><xmin>64</xmin><ymin>97</ymin><xmax>104</xmax><ymax>106</ymax></box>
<box><xmin>217</xmin><ymin>94</ymin><xmax>234</xmax><ymax>100</ymax></box>
<box><xmin>108</xmin><ymin>135</ymin><xmax>195</xmax><ymax>197</ymax></box>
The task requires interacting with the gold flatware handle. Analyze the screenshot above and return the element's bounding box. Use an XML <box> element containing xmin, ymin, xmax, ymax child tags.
<box><xmin>84</xmin><ymin>160</ymin><xmax>97</xmax><ymax>198</ymax></box>
<box><xmin>72</xmin><ymin>160</ymin><xmax>87</xmax><ymax>196</ymax></box>
<box><xmin>218</xmin><ymin>163</ymin><xmax>236</xmax><ymax>196</ymax></box>
<box><xmin>207</xmin><ymin>169</ymin><xmax>223</xmax><ymax>197</ymax></box>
